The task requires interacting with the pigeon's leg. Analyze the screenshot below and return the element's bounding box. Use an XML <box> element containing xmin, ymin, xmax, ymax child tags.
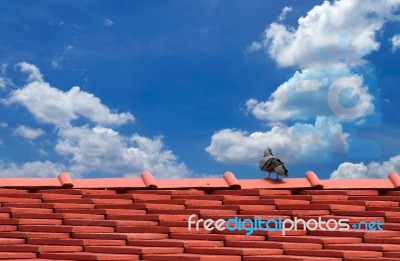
<box><xmin>267</xmin><ymin>172</ymin><xmax>271</xmax><ymax>179</ymax></box>
<box><xmin>276</xmin><ymin>173</ymin><xmax>279</xmax><ymax>179</ymax></box>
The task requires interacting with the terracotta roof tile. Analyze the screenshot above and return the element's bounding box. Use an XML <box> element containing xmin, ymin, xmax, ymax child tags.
<box><xmin>142</xmin><ymin>253</ymin><xmax>242</xmax><ymax>261</ymax></box>
<box><xmin>383</xmin><ymin>252</ymin><xmax>400</xmax><ymax>258</ymax></box>
<box><xmin>225</xmin><ymin>240</ymin><xmax>323</xmax><ymax>250</ymax></box>
<box><xmin>40</xmin><ymin>252</ymin><xmax>140</xmax><ymax>260</ymax></box>
<box><xmin>185</xmin><ymin>246</ymin><xmax>283</xmax><ymax>255</ymax></box>
<box><xmin>324</xmin><ymin>243</ymin><xmax>400</xmax><ymax>251</ymax></box>
<box><xmin>364</xmin><ymin>236</ymin><xmax>400</xmax><ymax>244</ymax></box>
<box><xmin>346</xmin><ymin>257</ymin><xmax>397</xmax><ymax>261</ymax></box>
<box><xmin>128</xmin><ymin>239</ymin><xmax>225</xmax><ymax>247</ymax></box>
<box><xmin>0</xmin><ymin>170</ymin><xmax>398</xmax><ymax>260</ymax></box>
<box><xmin>85</xmin><ymin>245</ymin><xmax>184</xmax><ymax>255</ymax></box>
<box><xmin>0</xmin><ymin>252</ymin><xmax>37</xmax><ymax>259</ymax></box>
<box><xmin>245</xmin><ymin>256</ymin><xmax>342</xmax><ymax>261</ymax></box>
<box><xmin>267</xmin><ymin>235</ymin><xmax>362</xmax><ymax>244</ymax></box>
<box><xmin>284</xmin><ymin>249</ymin><xmax>383</xmax><ymax>258</ymax></box>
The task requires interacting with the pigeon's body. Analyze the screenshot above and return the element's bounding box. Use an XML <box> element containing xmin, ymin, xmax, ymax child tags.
<box><xmin>259</xmin><ymin>147</ymin><xmax>288</xmax><ymax>179</ymax></box>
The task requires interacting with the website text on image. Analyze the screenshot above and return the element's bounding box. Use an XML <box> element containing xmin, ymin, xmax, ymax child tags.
<box><xmin>187</xmin><ymin>214</ymin><xmax>383</xmax><ymax>236</ymax></box>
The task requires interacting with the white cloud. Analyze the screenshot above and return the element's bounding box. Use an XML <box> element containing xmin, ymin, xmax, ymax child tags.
<box><xmin>247</xmin><ymin>41</ymin><xmax>263</xmax><ymax>52</ymax></box>
<box><xmin>244</xmin><ymin>0</ymin><xmax>394</xmax><ymax>124</ymax></box>
<box><xmin>51</xmin><ymin>45</ymin><xmax>75</xmax><ymax>69</ymax></box>
<box><xmin>38</xmin><ymin>148</ymin><xmax>48</xmax><ymax>157</ymax></box>
<box><xmin>253</xmin><ymin>0</ymin><xmax>400</xmax><ymax>69</ymax></box>
<box><xmin>0</xmin><ymin>77</ymin><xmax>14</xmax><ymax>89</ymax></box>
<box><xmin>104</xmin><ymin>18</ymin><xmax>114</xmax><ymax>26</ymax></box>
<box><xmin>1</xmin><ymin>64</ymin><xmax>8</xmax><ymax>74</ymax></box>
<box><xmin>391</xmin><ymin>34</ymin><xmax>400</xmax><ymax>52</ymax></box>
<box><xmin>14</xmin><ymin>125</ymin><xmax>45</xmax><ymax>140</ymax></box>
<box><xmin>18</xmin><ymin>62</ymin><xmax>44</xmax><ymax>82</ymax></box>
<box><xmin>55</xmin><ymin>125</ymin><xmax>189</xmax><ymax>178</ymax></box>
<box><xmin>0</xmin><ymin>78</ymin><xmax>7</xmax><ymax>89</ymax></box>
<box><xmin>246</xmin><ymin>68</ymin><xmax>375</xmax><ymax>122</ymax></box>
<box><xmin>0</xmin><ymin>122</ymin><xmax>8</xmax><ymax>128</ymax></box>
<box><xmin>206</xmin><ymin>116</ymin><xmax>348</xmax><ymax>164</ymax></box>
<box><xmin>209</xmin><ymin>0</ymin><xmax>398</xmax><ymax>168</ymax></box>
<box><xmin>0</xmin><ymin>161</ymin><xmax>66</xmax><ymax>178</ymax></box>
<box><xmin>278</xmin><ymin>6</ymin><xmax>293</xmax><ymax>22</ymax></box>
<box><xmin>331</xmin><ymin>154</ymin><xmax>400</xmax><ymax>179</ymax></box>
<box><xmin>2</xmin><ymin>62</ymin><xmax>190</xmax><ymax>178</ymax></box>
<box><xmin>6</xmin><ymin>62</ymin><xmax>134</xmax><ymax>127</ymax></box>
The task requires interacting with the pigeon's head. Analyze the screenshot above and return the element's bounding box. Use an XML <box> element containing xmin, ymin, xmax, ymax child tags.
<box><xmin>264</xmin><ymin>147</ymin><xmax>273</xmax><ymax>156</ymax></box>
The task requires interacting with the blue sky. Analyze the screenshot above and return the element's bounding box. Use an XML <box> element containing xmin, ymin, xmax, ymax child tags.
<box><xmin>0</xmin><ymin>0</ymin><xmax>399</xmax><ymax>180</ymax></box>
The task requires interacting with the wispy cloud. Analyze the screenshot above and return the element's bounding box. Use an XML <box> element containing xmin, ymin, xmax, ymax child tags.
<box><xmin>390</xmin><ymin>34</ymin><xmax>400</xmax><ymax>52</ymax></box>
<box><xmin>1</xmin><ymin>64</ymin><xmax>8</xmax><ymax>74</ymax></box>
<box><xmin>51</xmin><ymin>45</ymin><xmax>76</xmax><ymax>69</ymax></box>
<box><xmin>14</xmin><ymin>125</ymin><xmax>45</xmax><ymax>140</ymax></box>
<box><xmin>104</xmin><ymin>18</ymin><xmax>114</xmax><ymax>26</ymax></box>
<box><xmin>0</xmin><ymin>78</ymin><xmax>8</xmax><ymax>89</ymax></box>
<box><xmin>247</xmin><ymin>41</ymin><xmax>262</xmax><ymax>52</ymax></box>
<box><xmin>278</xmin><ymin>6</ymin><xmax>292</xmax><ymax>22</ymax></box>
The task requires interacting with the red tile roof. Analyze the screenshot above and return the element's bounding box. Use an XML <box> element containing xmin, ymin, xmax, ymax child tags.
<box><xmin>0</xmin><ymin>170</ymin><xmax>398</xmax><ymax>260</ymax></box>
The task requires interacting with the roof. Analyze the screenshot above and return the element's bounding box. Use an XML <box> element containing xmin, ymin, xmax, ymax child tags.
<box><xmin>0</xmin><ymin>170</ymin><xmax>398</xmax><ymax>261</ymax></box>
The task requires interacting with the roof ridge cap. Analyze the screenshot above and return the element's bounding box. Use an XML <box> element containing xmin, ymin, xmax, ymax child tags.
<box><xmin>223</xmin><ymin>171</ymin><xmax>241</xmax><ymax>189</ymax></box>
<box><xmin>389</xmin><ymin>171</ymin><xmax>400</xmax><ymax>188</ymax></box>
<box><xmin>141</xmin><ymin>171</ymin><xmax>157</xmax><ymax>189</ymax></box>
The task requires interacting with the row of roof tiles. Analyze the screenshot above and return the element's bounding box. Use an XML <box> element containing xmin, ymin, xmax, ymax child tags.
<box><xmin>0</xmin><ymin>186</ymin><xmax>398</xmax><ymax>260</ymax></box>
<box><xmin>0</xmin><ymin>171</ymin><xmax>399</xmax><ymax>189</ymax></box>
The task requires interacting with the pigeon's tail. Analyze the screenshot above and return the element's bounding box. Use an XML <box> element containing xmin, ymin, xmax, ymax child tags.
<box><xmin>274</xmin><ymin>163</ymin><xmax>288</xmax><ymax>177</ymax></box>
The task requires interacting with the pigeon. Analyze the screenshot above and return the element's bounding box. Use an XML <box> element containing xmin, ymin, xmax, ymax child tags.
<box><xmin>259</xmin><ymin>147</ymin><xmax>289</xmax><ymax>179</ymax></box>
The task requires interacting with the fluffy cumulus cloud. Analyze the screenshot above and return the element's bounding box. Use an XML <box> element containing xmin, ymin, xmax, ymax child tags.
<box><xmin>55</xmin><ymin>125</ymin><xmax>189</xmax><ymax>178</ymax></box>
<box><xmin>206</xmin><ymin>116</ymin><xmax>349</xmax><ymax>164</ymax></box>
<box><xmin>391</xmin><ymin>34</ymin><xmax>400</xmax><ymax>52</ymax></box>
<box><xmin>246</xmin><ymin>68</ymin><xmax>376</xmax><ymax>123</ymax></box>
<box><xmin>331</xmin><ymin>154</ymin><xmax>400</xmax><ymax>179</ymax></box>
<box><xmin>6</xmin><ymin>62</ymin><xmax>134</xmax><ymax>127</ymax></box>
<box><xmin>14</xmin><ymin>125</ymin><xmax>45</xmax><ymax>140</ymax></box>
<box><xmin>245</xmin><ymin>0</ymin><xmax>399</xmax><ymax>124</ymax></box>
<box><xmin>253</xmin><ymin>0</ymin><xmax>400</xmax><ymax>69</ymax></box>
<box><xmin>1</xmin><ymin>62</ymin><xmax>189</xmax><ymax>178</ymax></box>
<box><xmin>0</xmin><ymin>161</ymin><xmax>66</xmax><ymax>178</ymax></box>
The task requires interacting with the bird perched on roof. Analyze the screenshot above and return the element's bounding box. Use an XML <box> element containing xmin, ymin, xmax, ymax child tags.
<box><xmin>259</xmin><ymin>147</ymin><xmax>288</xmax><ymax>179</ymax></box>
